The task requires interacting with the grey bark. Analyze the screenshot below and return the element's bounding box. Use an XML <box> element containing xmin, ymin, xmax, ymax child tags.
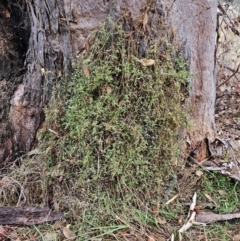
<box><xmin>0</xmin><ymin>1</ymin><xmax>29</xmax><ymax>163</ymax></box>
<box><xmin>0</xmin><ymin>206</ymin><xmax>63</xmax><ymax>225</ymax></box>
<box><xmin>0</xmin><ymin>0</ymin><xmax>217</xmax><ymax>163</ymax></box>
<box><xmin>167</xmin><ymin>0</ymin><xmax>218</xmax><ymax>160</ymax></box>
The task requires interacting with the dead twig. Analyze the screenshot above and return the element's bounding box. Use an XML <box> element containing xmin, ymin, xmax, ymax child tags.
<box><xmin>196</xmin><ymin>211</ymin><xmax>240</xmax><ymax>224</ymax></box>
<box><xmin>217</xmin><ymin>63</ymin><xmax>240</xmax><ymax>88</ymax></box>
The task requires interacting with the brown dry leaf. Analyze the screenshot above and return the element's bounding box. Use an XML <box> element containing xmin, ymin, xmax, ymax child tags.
<box><xmin>198</xmin><ymin>234</ymin><xmax>207</xmax><ymax>240</ymax></box>
<box><xmin>82</xmin><ymin>65</ymin><xmax>90</xmax><ymax>78</ymax></box>
<box><xmin>217</xmin><ymin>190</ymin><xmax>227</xmax><ymax>197</ymax></box>
<box><xmin>173</xmin><ymin>158</ymin><xmax>178</xmax><ymax>166</ymax></box>
<box><xmin>141</xmin><ymin>59</ymin><xmax>155</xmax><ymax>66</ymax></box>
<box><xmin>131</xmin><ymin>55</ymin><xmax>155</xmax><ymax>66</ymax></box>
<box><xmin>41</xmin><ymin>67</ymin><xmax>45</xmax><ymax>76</ymax></box>
<box><xmin>105</xmin><ymin>136</ymin><xmax>111</xmax><ymax>144</ymax></box>
<box><xmin>87</xmin><ymin>95</ymin><xmax>93</xmax><ymax>104</ymax></box>
<box><xmin>54</xmin><ymin>201</ymin><xmax>60</xmax><ymax>211</ymax></box>
<box><xmin>83</xmin><ymin>40</ymin><xmax>90</xmax><ymax>52</ymax></box>
<box><xmin>178</xmin><ymin>215</ymin><xmax>183</xmax><ymax>225</ymax></box>
<box><xmin>58</xmin><ymin>175</ymin><xmax>63</xmax><ymax>183</ymax></box>
<box><xmin>20</xmin><ymin>163</ymin><xmax>25</xmax><ymax>171</ymax></box>
<box><xmin>119</xmin><ymin>100</ymin><xmax>125</xmax><ymax>106</ymax></box>
<box><xmin>62</xmin><ymin>224</ymin><xmax>76</xmax><ymax>240</ymax></box>
<box><xmin>152</xmin><ymin>205</ymin><xmax>158</xmax><ymax>214</ymax></box>
<box><xmin>105</xmin><ymin>123</ymin><xmax>112</xmax><ymax>131</ymax></box>
<box><xmin>233</xmin><ymin>234</ymin><xmax>240</xmax><ymax>241</ymax></box>
<box><xmin>8</xmin><ymin>230</ymin><xmax>18</xmax><ymax>239</ymax></box>
<box><xmin>5</xmin><ymin>10</ymin><xmax>10</xmax><ymax>18</ymax></box>
<box><xmin>204</xmin><ymin>193</ymin><xmax>218</xmax><ymax>206</ymax></box>
<box><xmin>34</xmin><ymin>230</ymin><xmax>40</xmax><ymax>238</ymax></box>
<box><xmin>196</xmin><ymin>170</ymin><xmax>203</xmax><ymax>177</ymax></box>
<box><xmin>143</xmin><ymin>12</ymin><xmax>148</xmax><ymax>31</ymax></box>
<box><xmin>52</xmin><ymin>164</ymin><xmax>63</xmax><ymax>177</ymax></box>
<box><xmin>156</xmin><ymin>217</ymin><xmax>167</xmax><ymax>224</ymax></box>
<box><xmin>106</xmin><ymin>85</ymin><xmax>113</xmax><ymax>94</ymax></box>
<box><xmin>53</xmin><ymin>219</ymin><xmax>66</xmax><ymax>229</ymax></box>
<box><xmin>44</xmin><ymin>232</ymin><xmax>58</xmax><ymax>241</ymax></box>
<box><xmin>230</xmin><ymin>140</ymin><xmax>240</xmax><ymax>150</ymax></box>
<box><xmin>147</xmin><ymin>235</ymin><xmax>155</xmax><ymax>241</ymax></box>
<box><xmin>0</xmin><ymin>225</ymin><xmax>9</xmax><ymax>236</ymax></box>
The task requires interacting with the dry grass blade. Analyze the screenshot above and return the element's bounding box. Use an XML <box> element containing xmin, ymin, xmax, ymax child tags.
<box><xmin>143</xmin><ymin>12</ymin><xmax>148</xmax><ymax>31</ymax></box>
<box><xmin>165</xmin><ymin>194</ymin><xmax>179</xmax><ymax>205</ymax></box>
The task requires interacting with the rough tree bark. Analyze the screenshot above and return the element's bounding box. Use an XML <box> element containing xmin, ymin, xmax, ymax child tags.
<box><xmin>0</xmin><ymin>206</ymin><xmax>62</xmax><ymax>225</ymax></box>
<box><xmin>0</xmin><ymin>0</ymin><xmax>30</xmax><ymax>163</ymax></box>
<box><xmin>167</xmin><ymin>1</ymin><xmax>217</xmax><ymax>161</ymax></box>
<box><xmin>0</xmin><ymin>0</ymin><xmax>217</xmax><ymax>163</ymax></box>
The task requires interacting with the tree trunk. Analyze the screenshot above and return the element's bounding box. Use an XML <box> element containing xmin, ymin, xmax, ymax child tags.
<box><xmin>0</xmin><ymin>0</ymin><xmax>217</xmax><ymax>164</ymax></box>
<box><xmin>167</xmin><ymin>0</ymin><xmax>217</xmax><ymax>161</ymax></box>
<box><xmin>0</xmin><ymin>0</ymin><xmax>30</xmax><ymax>163</ymax></box>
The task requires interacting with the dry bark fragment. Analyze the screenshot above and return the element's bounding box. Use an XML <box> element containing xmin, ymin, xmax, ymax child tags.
<box><xmin>196</xmin><ymin>211</ymin><xmax>240</xmax><ymax>224</ymax></box>
<box><xmin>0</xmin><ymin>207</ymin><xmax>63</xmax><ymax>226</ymax></box>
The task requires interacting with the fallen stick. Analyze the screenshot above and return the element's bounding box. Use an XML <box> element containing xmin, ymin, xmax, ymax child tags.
<box><xmin>0</xmin><ymin>206</ymin><xmax>63</xmax><ymax>225</ymax></box>
<box><xmin>196</xmin><ymin>211</ymin><xmax>240</xmax><ymax>224</ymax></box>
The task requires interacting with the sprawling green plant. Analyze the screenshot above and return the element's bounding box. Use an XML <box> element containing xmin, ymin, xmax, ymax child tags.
<box><xmin>41</xmin><ymin>21</ymin><xmax>189</xmax><ymax>239</ymax></box>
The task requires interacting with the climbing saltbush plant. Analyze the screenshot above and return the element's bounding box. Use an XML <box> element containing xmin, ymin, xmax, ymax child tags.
<box><xmin>40</xmin><ymin>20</ymin><xmax>189</xmax><ymax>237</ymax></box>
